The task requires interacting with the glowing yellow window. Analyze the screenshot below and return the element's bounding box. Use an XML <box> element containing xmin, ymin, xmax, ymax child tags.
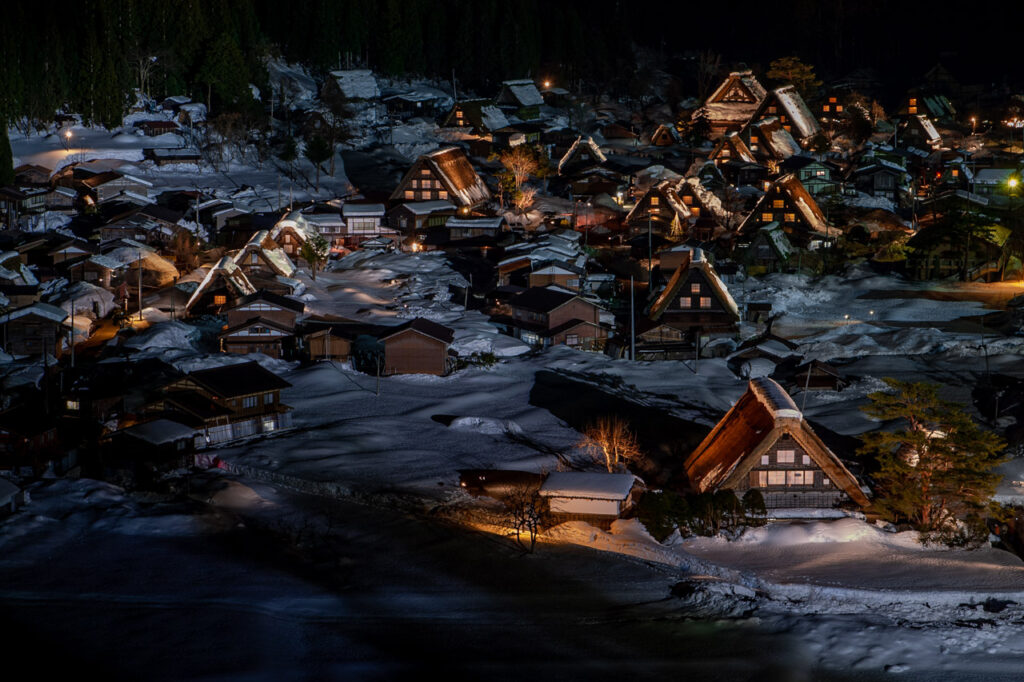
<box><xmin>908</xmin><ymin>107</ymin><xmax>917</xmax><ymax>114</ymax></box>
<box><xmin>822</xmin><ymin>105</ymin><xmax>830</xmax><ymax>112</ymax></box>
<box><xmin>682</xmin><ymin>195</ymin><xmax>692</xmax><ymax>205</ymax></box>
<box><xmin>829</xmin><ymin>97</ymin><xmax>837</xmax><ymax>104</ymax></box>
<box><xmin>952</xmin><ymin>169</ymin><xmax>959</xmax><ymax>177</ymax></box>
<box><xmin>772</xmin><ymin>199</ymin><xmax>785</xmax><ymax>209</ymax></box>
<box><xmin>761</xmin><ymin>212</ymin><xmax>774</xmax><ymax>222</ymax></box>
<box><xmin>836</xmin><ymin>105</ymin><xmax>844</xmax><ymax>112</ymax></box>
<box><xmin>909</xmin><ymin>98</ymin><xmax>917</xmax><ymax>106</ymax></box>
<box><xmin>650</xmin><ymin>196</ymin><xmax>659</xmax><ymax>206</ymax></box>
<box><xmin>214</xmin><ymin>295</ymin><xmax>227</xmax><ymax>305</ymax></box>
<box><xmin>784</xmin><ymin>212</ymin><xmax>796</xmax><ymax>222</ymax></box>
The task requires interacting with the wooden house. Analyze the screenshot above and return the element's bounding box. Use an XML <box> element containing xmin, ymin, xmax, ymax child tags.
<box><xmin>738</xmin><ymin>174</ymin><xmax>831</xmax><ymax>247</ymax></box>
<box><xmin>850</xmin><ymin>158</ymin><xmax>911</xmax><ymax>204</ymax></box>
<box><xmin>388</xmin><ymin>147</ymin><xmax>491</xmax><ymax>208</ymax></box>
<box><xmin>12</xmin><ymin>164</ymin><xmax>52</xmax><ymax>186</ymax></box>
<box><xmin>380</xmin><ymin>317</ymin><xmax>455</xmax><ymax>376</ymax></box>
<box><xmin>898</xmin><ymin>115</ymin><xmax>942</xmax><ymax>150</ymax></box>
<box><xmin>157</xmin><ymin>361</ymin><xmax>292</xmax><ymax>446</ymax></box>
<box><xmin>342</xmin><ymin>203</ymin><xmax>389</xmax><ymax>247</ymax></box>
<box><xmin>818</xmin><ymin>94</ymin><xmax>846</xmax><ymax>124</ymax></box>
<box><xmin>184</xmin><ymin>256</ymin><xmax>256</xmax><ymax>316</ymax></box>
<box><xmin>786</xmin><ymin>157</ymin><xmax>842</xmax><ymax>196</ymax></box>
<box><xmin>527</xmin><ymin>261</ymin><xmax>585</xmax><ymax>291</ymax></box>
<box><xmin>749</xmin><ymin>86</ymin><xmax>821</xmax><ymax>143</ymax></box>
<box><xmin>683</xmin><ymin>377</ymin><xmax>870</xmax><ymax>512</ymax></box>
<box><xmin>743</xmin><ymin>117</ymin><xmax>803</xmax><ymax>164</ymax></box>
<box><xmin>773</xmin><ymin>358</ymin><xmax>850</xmax><ymax>393</ymax></box>
<box><xmin>143</xmin><ymin>148</ymin><xmax>202</xmax><ymax>166</ymax></box>
<box><xmin>232</xmin><ymin>230</ymin><xmax>297</xmax><ymax>282</ymax></box>
<box><xmin>646</xmin><ymin>248</ymin><xmax>739</xmax><ymax>343</ymax></box>
<box><xmin>743</xmin><ymin>222</ymin><xmax>794</xmax><ymax>273</ymax></box>
<box><xmin>135</xmin><ymin>120</ymin><xmax>180</xmax><ymax>136</ymax></box>
<box><xmin>649</xmin><ymin>123</ymin><xmax>680</xmax><ymax>147</ymax></box>
<box><xmin>905</xmin><ymin>222</ymin><xmax>1009</xmax><ymax>281</ymax></box>
<box><xmin>441</xmin><ymin>99</ymin><xmax>510</xmax><ymax>135</ymax></box>
<box><xmin>557</xmin><ymin>136</ymin><xmax>607</xmax><ymax>177</ymax></box>
<box><xmin>708</xmin><ymin>132</ymin><xmax>757</xmax><ymax>166</ymax></box>
<box><xmin>539</xmin><ymin>472</ymin><xmax>642</xmax><ymax>529</ymax></box>
<box><xmin>623</xmin><ymin>180</ymin><xmax>690</xmax><ymax>238</ymax></box>
<box><xmin>218</xmin><ymin>317</ymin><xmax>295</xmax><ymax>358</ymax></box>
<box><xmin>0</xmin><ymin>303</ymin><xmax>69</xmax><ymax>357</ymax></box>
<box><xmin>499</xmin><ymin>287</ymin><xmax>608</xmax><ymax>350</ymax></box>
<box><xmin>495</xmin><ymin>79</ymin><xmax>544</xmax><ymax>121</ymax></box>
<box><xmin>81</xmin><ymin>171</ymin><xmax>153</xmax><ymax>204</ymax></box>
<box><xmin>445</xmin><ymin>216</ymin><xmax>507</xmax><ymax>241</ymax></box>
<box><xmin>323</xmin><ymin>69</ymin><xmax>381</xmax><ymax>101</ymax></box>
<box><xmin>270</xmin><ymin>211</ymin><xmax>320</xmax><ymax>258</ymax></box>
<box><xmin>386</xmin><ymin>200</ymin><xmax>455</xmax><ymax>239</ymax></box>
<box><xmin>223</xmin><ymin>290</ymin><xmax>304</xmax><ymax>330</ymax></box>
<box><xmin>700</xmin><ymin>71</ymin><xmax>767</xmax><ymax>138</ymax></box>
<box><xmin>67</xmin><ymin>254</ymin><xmax>127</xmax><ymax>290</ymax></box>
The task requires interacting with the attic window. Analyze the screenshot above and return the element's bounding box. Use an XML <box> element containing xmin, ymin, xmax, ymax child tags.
<box><xmin>829</xmin><ymin>97</ymin><xmax>837</xmax><ymax>104</ymax></box>
<box><xmin>678</xmin><ymin>297</ymin><xmax>691</xmax><ymax>308</ymax></box>
<box><xmin>767</xmin><ymin>106</ymin><xmax>777</xmax><ymax>114</ymax></box>
<box><xmin>822</xmin><ymin>105</ymin><xmax>830</xmax><ymax>112</ymax></box>
<box><xmin>699</xmin><ymin>297</ymin><xmax>711</xmax><ymax>308</ymax></box>
<box><xmin>456</xmin><ymin>110</ymin><xmax>463</xmax><ymax>119</ymax></box>
<box><xmin>650</xmin><ymin>196</ymin><xmax>659</xmax><ymax>206</ymax></box>
<box><xmin>784</xmin><ymin>212</ymin><xmax>796</xmax><ymax>223</ymax></box>
<box><xmin>750</xmin><ymin>135</ymin><xmax>759</xmax><ymax>144</ymax></box>
<box><xmin>761</xmin><ymin>212</ymin><xmax>774</xmax><ymax>222</ymax></box>
<box><xmin>909</xmin><ymin>98</ymin><xmax>917</xmax><ymax>106</ymax></box>
<box><xmin>682</xmin><ymin>195</ymin><xmax>692</xmax><ymax>205</ymax></box>
<box><xmin>802</xmin><ymin>454</ymin><xmax>811</xmax><ymax>465</ymax></box>
<box><xmin>776</xmin><ymin>450</ymin><xmax>795</xmax><ymax>464</ymax></box>
<box><xmin>690</xmin><ymin>283</ymin><xmax>701</xmax><ymax>293</ymax></box>
<box><xmin>835</xmin><ymin>105</ymin><xmax>843</xmax><ymax>112</ymax></box>
<box><xmin>952</xmin><ymin>169</ymin><xmax>959</xmax><ymax>177</ymax></box>
<box><xmin>908</xmin><ymin>107</ymin><xmax>917</xmax><ymax>114</ymax></box>
<box><xmin>772</xmin><ymin>199</ymin><xmax>785</xmax><ymax>209</ymax></box>
<box><xmin>691</xmin><ymin>207</ymin><xmax>700</xmax><ymax>216</ymax></box>
<box><xmin>214</xmin><ymin>295</ymin><xmax>227</xmax><ymax>305</ymax></box>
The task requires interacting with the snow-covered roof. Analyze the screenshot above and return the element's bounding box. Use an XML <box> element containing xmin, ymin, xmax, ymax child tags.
<box><xmin>750</xmin><ymin>377</ymin><xmax>802</xmax><ymax>419</ymax></box>
<box><xmin>396</xmin><ymin>200</ymin><xmax>455</xmax><ymax>215</ymax></box>
<box><xmin>185</xmin><ymin>257</ymin><xmax>256</xmax><ymax>311</ymax></box>
<box><xmin>539</xmin><ymin>472</ymin><xmax>638</xmax><ymax>500</ymax></box>
<box><xmin>121</xmin><ymin>419</ymin><xmax>196</xmax><ymax>445</ymax></box>
<box><xmin>328</xmin><ymin>69</ymin><xmax>380</xmax><ymax>100</ymax></box>
<box><xmin>342</xmin><ymin>203</ymin><xmax>385</xmax><ymax>217</ymax></box>
<box><xmin>480</xmin><ymin>105</ymin><xmax>510</xmax><ymax>132</ymax></box>
<box><xmin>78</xmin><ymin>254</ymin><xmax>126</xmax><ymax>271</ymax></box>
<box><xmin>271</xmin><ymin>211</ymin><xmax>319</xmax><ymax>244</ymax></box>
<box><xmin>771</xmin><ymin>86</ymin><xmax>820</xmax><ymax>140</ymax></box>
<box><xmin>0</xmin><ymin>252</ymin><xmax>38</xmax><ymax>286</ymax></box>
<box><xmin>233</xmin><ymin>230</ymin><xmax>297</xmax><ymax>278</ymax></box>
<box><xmin>0</xmin><ymin>302</ymin><xmax>69</xmax><ymax>325</ymax></box>
<box><xmin>445</xmin><ymin>216</ymin><xmax>505</xmax><ymax>229</ymax></box>
<box><xmin>499</xmin><ymin>79</ymin><xmax>544</xmax><ymax>108</ymax></box>
<box><xmin>558</xmin><ymin>136</ymin><xmax>607</xmax><ymax>175</ymax></box>
<box><xmin>760</xmin><ymin>222</ymin><xmax>793</xmax><ymax>260</ymax></box>
<box><xmin>751</xmin><ymin>118</ymin><xmax>803</xmax><ymax>160</ymax></box>
<box><xmin>915</xmin><ymin>115</ymin><xmax>940</xmax><ymax>143</ymax></box>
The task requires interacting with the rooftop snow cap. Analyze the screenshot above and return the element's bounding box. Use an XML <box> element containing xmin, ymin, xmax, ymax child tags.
<box><xmin>749</xmin><ymin>377</ymin><xmax>802</xmax><ymax>420</ymax></box>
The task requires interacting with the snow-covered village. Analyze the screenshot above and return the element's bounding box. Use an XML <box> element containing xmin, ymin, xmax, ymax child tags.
<box><xmin>4</xmin><ymin>2</ymin><xmax>1024</xmax><ymax>679</ymax></box>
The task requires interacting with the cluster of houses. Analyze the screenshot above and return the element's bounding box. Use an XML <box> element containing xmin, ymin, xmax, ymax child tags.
<box><xmin>1</xmin><ymin>60</ymin><xmax>1022</xmax><ymax>521</ymax></box>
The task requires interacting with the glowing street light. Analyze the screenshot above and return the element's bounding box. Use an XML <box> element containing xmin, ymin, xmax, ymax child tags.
<box><xmin>542</xmin><ymin>80</ymin><xmax>552</xmax><ymax>89</ymax></box>
<box><xmin>63</xmin><ymin>128</ymin><xmax>72</xmax><ymax>152</ymax></box>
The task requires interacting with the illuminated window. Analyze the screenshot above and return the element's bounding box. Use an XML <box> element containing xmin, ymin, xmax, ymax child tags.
<box><xmin>690</xmin><ymin>283</ymin><xmax>701</xmax><ymax>293</ymax></box>
<box><xmin>823</xmin><ymin>477</ymin><xmax>831</xmax><ymax>487</ymax></box>
<box><xmin>836</xmin><ymin>105</ymin><xmax>843</xmax><ymax>112</ymax></box>
<box><xmin>66</xmin><ymin>399</ymin><xmax>80</xmax><ymax>411</ymax></box>
<box><xmin>439</xmin><ymin>190</ymin><xmax>448</xmax><ymax>199</ymax></box>
<box><xmin>768</xmin><ymin>106</ymin><xmax>777</xmax><ymax>114</ymax></box>
<box><xmin>772</xmin><ymin>199</ymin><xmax>785</xmax><ymax>209</ymax></box>
<box><xmin>214</xmin><ymin>295</ymin><xmax>227</xmax><ymax>305</ymax></box>
<box><xmin>760</xmin><ymin>455</ymin><xmax>769</xmax><ymax>465</ymax></box>
<box><xmin>829</xmin><ymin>97</ymin><xmax>837</xmax><ymax>104</ymax></box>
<box><xmin>699</xmin><ymin>297</ymin><xmax>711</xmax><ymax>308</ymax></box>
<box><xmin>908</xmin><ymin>107</ymin><xmax>917</xmax><ymax>114</ymax></box>
<box><xmin>803</xmin><ymin>455</ymin><xmax>811</xmax><ymax>465</ymax></box>
<box><xmin>691</xmin><ymin>207</ymin><xmax>700</xmax><ymax>216</ymax></box>
<box><xmin>784</xmin><ymin>212</ymin><xmax>796</xmax><ymax>222</ymax></box>
<box><xmin>455</xmin><ymin>110</ymin><xmax>463</xmax><ymax>119</ymax></box>
<box><xmin>404</xmin><ymin>190</ymin><xmax>415</xmax><ymax>200</ymax></box>
<box><xmin>767</xmin><ymin>471</ymin><xmax>786</xmax><ymax>485</ymax></box>
<box><xmin>757</xmin><ymin>471</ymin><xmax>768</xmax><ymax>486</ymax></box>
<box><xmin>761</xmin><ymin>212</ymin><xmax>774</xmax><ymax>222</ymax></box>
<box><xmin>822</xmin><ymin>105</ymin><xmax>830</xmax><ymax>112</ymax></box>
<box><xmin>952</xmin><ymin>169</ymin><xmax>959</xmax><ymax>177</ymax></box>
<box><xmin>816</xmin><ymin>169</ymin><xmax>826</xmax><ymax>177</ymax></box>
<box><xmin>909</xmin><ymin>98</ymin><xmax>917</xmax><ymax>106</ymax></box>
<box><xmin>682</xmin><ymin>195</ymin><xmax>692</xmax><ymax>205</ymax></box>
<box><xmin>750</xmin><ymin>135</ymin><xmax>759</xmax><ymax>145</ymax></box>
<box><xmin>678</xmin><ymin>297</ymin><xmax>691</xmax><ymax>308</ymax></box>
<box><xmin>776</xmin><ymin>450</ymin><xmax>795</xmax><ymax>464</ymax></box>
<box><xmin>787</xmin><ymin>470</ymin><xmax>813</xmax><ymax>486</ymax></box>
<box><xmin>650</xmin><ymin>196</ymin><xmax>659</xmax><ymax>206</ymax></box>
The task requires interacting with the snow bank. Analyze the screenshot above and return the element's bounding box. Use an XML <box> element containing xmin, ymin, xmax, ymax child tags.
<box><xmin>448</xmin><ymin>416</ymin><xmax>523</xmax><ymax>436</ymax></box>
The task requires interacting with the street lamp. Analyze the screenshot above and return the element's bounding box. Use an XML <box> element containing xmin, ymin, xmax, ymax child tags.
<box><xmin>63</xmin><ymin>129</ymin><xmax>72</xmax><ymax>152</ymax></box>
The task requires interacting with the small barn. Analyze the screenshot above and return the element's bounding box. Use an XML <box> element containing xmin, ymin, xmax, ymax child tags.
<box><xmin>380</xmin><ymin>318</ymin><xmax>455</xmax><ymax>376</ymax></box>
<box><xmin>539</xmin><ymin>472</ymin><xmax>643</xmax><ymax>528</ymax></box>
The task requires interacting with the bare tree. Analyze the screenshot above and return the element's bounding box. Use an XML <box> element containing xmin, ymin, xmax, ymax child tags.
<box><xmin>696</xmin><ymin>50</ymin><xmax>722</xmax><ymax>101</ymax></box>
<box><xmin>502</xmin><ymin>483</ymin><xmax>544</xmax><ymax>553</ymax></box>
<box><xmin>514</xmin><ymin>185</ymin><xmax>537</xmax><ymax>216</ymax></box>
<box><xmin>578</xmin><ymin>416</ymin><xmax>643</xmax><ymax>473</ymax></box>
<box><xmin>499</xmin><ymin>146</ymin><xmax>540</xmax><ymax>199</ymax></box>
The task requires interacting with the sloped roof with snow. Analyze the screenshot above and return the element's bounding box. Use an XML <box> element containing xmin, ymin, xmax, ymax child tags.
<box><xmin>915</xmin><ymin>115</ymin><xmax>940</xmax><ymax>144</ymax></box>
<box><xmin>771</xmin><ymin>86</ymin><xmax>820</xmax><ymax>140</ymax></box>
<box><xmin>0</xmin><ymin>302</ymin><xmax>69</xmax><ymax>325</ymax></box>
<box><xmin>558</xmin><ymin>136</ymin><xmax>607</xmax><ymax>175</ymax></box>
<box><xmin>711</xmin><ymin>132</ymin><xmax>757</xmax><ymax>164</ymax></box>
<box><xmin>0</xmin><ymin>252</ymin><xmax>38</xmax><ymax>286</ymax></box>
<box><xmin>649</xmin><ymin>252</ymin><xmax>739</xmax><ymax>321</ymax></box>
<box><xmin>395</xmin><ymin>200</ymin><xmax>455</xmax><ymax>215</ymax></box>
<box><xmin>185</xmin><ymin>257</ymin><xmax>256</xmax><ymax>311</ymax></box>
<box><xmin>445</xmin><ymin>216</ymin><xmax>505</xmax><ymax>230</ymax></box>
<box><xmin>233</xmin><ymin>230</ymin><xmax>297</xmax><ymax>278</ymax></box>
<box><xmin>271</xmin><ymin>211</ymin><xmax>319</xmax><ymax>244</ymax></box>
<box><xmin>498</xmin><ymin>79</ymin><xmax>544</xmax><ymax>108</ymax></box>
<box><xmin>328</xmin><ymin>69</ymin><xmax>380</xmax><ymax>100</ymax></box>
<box><xmin>751</xmin><ymin>118</ymin><xmax>803</xmax><ymax>160</ymax></box>
<box><xmin>405</xmin><ymin>147</ymin><xmax>491</xmax><ymax>207</ymax></box>
<box><xmin>683</xmin><ymin>378</ymin><xmax>869</xmax><ymax>507</ymax></box>
<box><xmin>539</xmin><ymin>472</ymin><xmax>638</xmax><ymax>500</ymax></box>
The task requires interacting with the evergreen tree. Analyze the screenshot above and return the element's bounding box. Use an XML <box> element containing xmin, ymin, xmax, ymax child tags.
<box><xmin>303</xmin><ymin>135</ymin><xmax>333</xmax><ymax>192</ymax></box>
<box><xmin>859</xmin><ymin>378</ymin><xmax>1007</xmax><ymax>545</ymax></box>
<box><xmin>299</xmin><ymin>233</ymin><xmax>330</xmax><ymax>280</ymax></box>
<box><xmin>198</xmin><ymin>33</ymin><xmax>250</xmax><ymax>112</ymax></box>
<box><xmin>766</xmin><ymin>56</ymin><xmax>823</xmax><ymax>99</ymax></box>
<box><xmin>0</xmin><ymin>121</ymin><xmax>14</xmax><ymax>186</ymax></box>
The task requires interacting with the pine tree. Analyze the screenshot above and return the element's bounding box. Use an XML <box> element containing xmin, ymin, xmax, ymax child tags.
<box><xmin>303</xmin><ymin>135</ymin><xmax>333</xmax><ymax>192</ymax></box>
<box><xmin>859</xmin><ymin>378</ymin><xmax>1007</xmax><ymax>545</ymax></box>
<box><xmin>766</xmin><ymin>56</ymin><xmax>823</xmax><ymax>99</ymax></box>
<box><xmin>198</xmin><ymin>33</ymin><xmax>250</xmax><ymax>112</ymax></box>
<box><xmin>0</xmin><ymin>120</ymin><xmax>14</xmax><ymax>186</ymax></box>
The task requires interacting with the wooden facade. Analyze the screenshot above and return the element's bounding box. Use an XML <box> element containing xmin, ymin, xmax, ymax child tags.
<box><xmin>739</xmin><ymin>174</ymin><xmax>830</xmax><ymax>247</ymax></box>
<box><xmin>380</xmin><ymin>318</ymin><xmax>455</xmax><ymax>376</ymax></box>
<box><xmin>388</xmin><ymin>147</ymin><xmax>490</xmax><ymax>208</ymax></box>
<box><xmin>684</xmin><ymin>378</ymin><xmax>870</xmax><ymax>511</ymax></box>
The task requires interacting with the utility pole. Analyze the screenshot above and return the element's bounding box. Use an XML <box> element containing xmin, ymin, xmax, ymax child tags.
<box><xmin>137</xmin><ymin>250</ymin><xmax>143</xmax><ymax>321</ymax></box>
<box><xmin>70</xmin><ymin>298</ymin><xmax>75</xmax><ymax>368</ymax></box>
<box><xmin>629</xmin><ymin>276</ymin><xmax>635</xmax><ymax>361</ymax></box>
<box><xmin>647</xmin><ymin>216</ymin><xmax>653</xmax><ymax>290</ymax></box>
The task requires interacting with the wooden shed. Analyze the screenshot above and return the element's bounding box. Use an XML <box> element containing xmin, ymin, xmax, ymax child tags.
<box><xmin>539</xmin><ymin>472</ymin><xmax>643</xmax><ymax>529</ymax></box>
<box><xmin>380</xmin><ymin>318</ymin><xmax>455</xmax><ymax>376</ymax></box>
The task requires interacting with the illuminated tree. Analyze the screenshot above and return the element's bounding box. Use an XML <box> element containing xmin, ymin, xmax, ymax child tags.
<box><xmin>299</xmin><ymin>233</ymin><xmax>330</xmax><ymax>280</ymax></box>
<box><xmin>502</xmin><ymin>482</ymin><xmax>544</xmax><ymax>553</ymax></box>
<box><xmin>860</xmin><ymin>379</ymin><xmax>1007</xmax><ymax>545</ymax></box>
<box><xmin>579</xmin><ymin>416</ymin><xmax>643</xmax><ymax>472</ymax></box>
<box><xmin>766</xmin><ymin>56</ymin><xmax>822</xmax><ymax>99</ymax></box>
